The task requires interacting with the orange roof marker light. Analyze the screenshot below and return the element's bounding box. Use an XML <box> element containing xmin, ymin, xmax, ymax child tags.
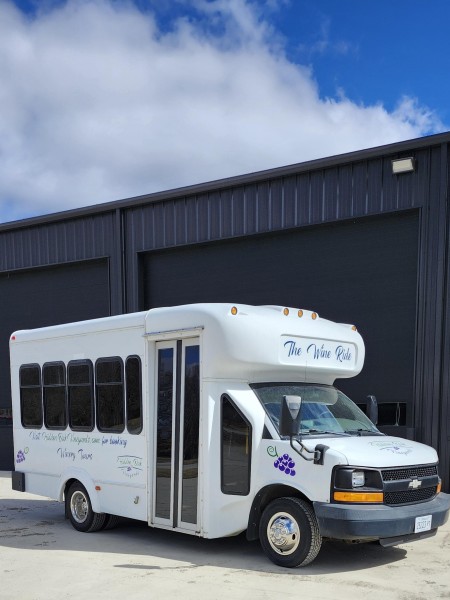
<box><xmin>298</xmin><ymin>310</ymin><xmax>303</xmax><ymax>318</ymax></box>
<box><xmin>230</xmin><ymin>306</ymin><xmax>238</xmax><ymax>315</ymax></box>
<box><xmin>283</xmin><ymin>308</ymin><xmax>289</xmax><ymax>316</ymax></box>
<box><xmin>311</xmin><ymin>312</ymin><xmax>318</xmax><ymax>320</ymax></box>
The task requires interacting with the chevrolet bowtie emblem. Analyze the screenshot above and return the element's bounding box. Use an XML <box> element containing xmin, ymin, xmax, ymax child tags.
<box><xmin>408</xmin><ymin>478</ymin><xmax>422</xmax><ymax>489</ymax></box>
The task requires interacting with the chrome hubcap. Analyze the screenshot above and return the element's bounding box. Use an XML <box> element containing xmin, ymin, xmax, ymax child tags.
<box><xmin>70</xmin><ymin>490</ymin><xmax>89</xmax><ymax>523</ymax></box>
<box><xmin>267</xmin><ymin>512</ymin><xmax>300</xmax><ymax>555</ymax></box>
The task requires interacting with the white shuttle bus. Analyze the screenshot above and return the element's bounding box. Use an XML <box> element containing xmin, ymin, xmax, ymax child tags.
<box><xmin>10</xmin><ymin>303</ymin><xmax>450</xmax><ymax>567</ymax></box>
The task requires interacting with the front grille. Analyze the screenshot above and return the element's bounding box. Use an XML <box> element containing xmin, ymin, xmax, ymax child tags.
<box><xmin>385</xmin><ymin>486</ymin><xmax>437</xmax><ymax>505</ymax></box>
<box><xmin>380</xmin><ymin>464</ymin><xmax>439</xmax><ymax>505</ymax></box>
<box><xmin>381</xmin><ymin>465</ymin><xmax>438</xmax><ymax>482</ymax></box>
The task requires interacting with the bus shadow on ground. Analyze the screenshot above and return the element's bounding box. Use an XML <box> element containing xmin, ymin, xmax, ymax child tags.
<box><xmin>0</xmin><ymin>498</ymin><xmax>407</xmax><ymax>575</ymax></box>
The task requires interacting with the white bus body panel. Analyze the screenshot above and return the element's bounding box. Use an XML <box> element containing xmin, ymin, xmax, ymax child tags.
<box><xmin>10</xmin><ymin>317</ymin><xmax>149</xmax><ymax>522</ymax></box>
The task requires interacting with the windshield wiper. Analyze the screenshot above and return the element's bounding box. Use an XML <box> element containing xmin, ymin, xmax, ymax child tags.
<box><xmin>300</xmin><ymin>429</ymin><xmax>350</xmax><ymax>437</ymax></box>
<box><xmin>344</xmin><ymin>428</ymin><xmax>381</xmax><ymax>436</ymax></box>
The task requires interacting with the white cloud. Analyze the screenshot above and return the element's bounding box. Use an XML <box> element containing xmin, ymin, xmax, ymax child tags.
<box><xmin>0</xmin><ymin>0</ymin><xmax>444</xmax><ymax>222</ymax></box>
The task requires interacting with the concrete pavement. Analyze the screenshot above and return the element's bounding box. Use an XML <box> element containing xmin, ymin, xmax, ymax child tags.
<box><xmin>1</xmin><ymin>471</ymin><xmax>449</xmax><ymax>600</ymax></box>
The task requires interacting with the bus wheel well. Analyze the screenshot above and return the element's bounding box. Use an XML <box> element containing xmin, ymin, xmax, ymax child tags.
<box><xmin>65</xmin><ymin>480</ymin><xmax>107</xmax><ymax>532</ymax></box>
<box><xmin>246</xmin><ymin>484</ymin><xmax>311</xmax><ymax>541</ymax></box>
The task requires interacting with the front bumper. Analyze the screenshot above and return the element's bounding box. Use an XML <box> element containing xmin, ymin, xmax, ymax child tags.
<box><xmin>314</xmin><ymin>492</ymin><xmax>450</xmax><ymax>544</ymax></box>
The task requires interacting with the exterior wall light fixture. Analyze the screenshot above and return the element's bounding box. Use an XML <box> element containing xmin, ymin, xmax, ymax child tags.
<box><xmin>392</xmin><ymin>157</ymin><xmax>415</xmax><ymax>174</ymax></box>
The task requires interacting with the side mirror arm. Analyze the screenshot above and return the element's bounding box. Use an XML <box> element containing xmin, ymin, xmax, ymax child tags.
<box><xmin>289</xmin><ymin>437</ymin><xmax>329</xmax><ymax>465</ymax></box>
<box><xmin>279</xmin><ymin>395</ymin><xmax>328</xmax><ymax>464</ymax></box>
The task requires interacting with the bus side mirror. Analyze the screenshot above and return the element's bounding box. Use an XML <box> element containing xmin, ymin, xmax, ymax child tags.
<box><xmin>279</xmin><ymin>395</ymin><xmax>302</xmax><ymax>437</ymax></box>
<box><xmin>366</xmin><ymin>395</ymin><xmax>378</xmax><ymax>425</ymax></box>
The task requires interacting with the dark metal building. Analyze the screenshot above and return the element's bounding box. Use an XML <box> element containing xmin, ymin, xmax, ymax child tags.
<box><xmin>1</xmin><ymin>132</ymin><xmax>449</xmax><ymax>490</ymax></box>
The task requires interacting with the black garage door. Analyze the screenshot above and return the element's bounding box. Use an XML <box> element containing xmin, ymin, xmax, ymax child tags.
<box><xmin>0</xmin><ymin>259</ymin><xmax>110</xmax><ymax>470</ymax></box>
<box><xmin>142</xmin><ymin>211</ymin><xmax>419</xmax><ymax>435</ymax></box>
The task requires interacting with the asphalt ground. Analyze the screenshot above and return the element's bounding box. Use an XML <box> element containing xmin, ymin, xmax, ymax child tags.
<box><xmin>1</xmin><ymin>471</ymin><xmax>449</xmax><ymax>600</ymax></box>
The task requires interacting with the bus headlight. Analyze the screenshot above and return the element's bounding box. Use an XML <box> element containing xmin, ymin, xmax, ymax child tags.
<box><xmin>333</xmin><ymin>467</ymin><xmax>383</xmax><ymax>503</ymax></box>
<box><xmin>352</xmin><ymin>471</ymin><xmax>365</xmax><ymax>487</ymax></box>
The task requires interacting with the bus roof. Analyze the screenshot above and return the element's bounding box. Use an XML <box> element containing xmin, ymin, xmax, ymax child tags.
<box><xmin>11</xmin><ymin>303</ymin><xmax>364</xmax><ymax>384</ymax></box>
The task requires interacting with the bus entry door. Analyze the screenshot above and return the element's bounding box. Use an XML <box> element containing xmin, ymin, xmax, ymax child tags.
<box><xmin>152</xmin><ymin>339</ymin><xmax>200</xmax><ymax>532</ymax></box>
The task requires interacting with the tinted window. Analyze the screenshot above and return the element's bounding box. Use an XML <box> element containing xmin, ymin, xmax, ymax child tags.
<box><xmin>68</xmin><ymin>360</ymin><xmax>94</xmax><ymax>431</ymax></box>
<box><xmin>20</xmin><ymin>364</ymin><xmax>42</xmax><ymax>428</ymax></box>
<box><xmin>43</xmin><ymin>362</ymin><xmax>67</xmax><ymax>430</ymax></box>
<box><xmin>155</xmin><ymin>347</ymin><xmax>174</xmax><ymax>519</ymax></box>
<box><xmin>97</xmin><ymin>360</ymin><xmax>122</xmax><ymax>384</ymax></box>
<box><xmin>181</xmin><ymin>344</ymin><xmax>200</xmax><ymax>523</ymax></box>
<box><xmin>96</xmin><ymin>357</ymin><xmax>124</xmax><ymax>433</ymax></box>
<box><xmin>126</xmin><ymin>356</ymin><xmax>142</xmax><ymax>434</ymax></box>
<box><xmin>221</xmin><ymin>396</ymin><xmax>251</xmax><ymax>495</ymax></box>
<box><xmin>252</xmin><ymin>383</ymin><xmax>380</xmax><ymax>436</ymax></box>
<box><xmin>20</xmin><ymin>365</ymin><xmax>41</xmax><ymax>387</ymax></box>
<box><xmin>68</xmin><ymin>363</ymin><xmax>91</xmax><ymax>385</ymax></box>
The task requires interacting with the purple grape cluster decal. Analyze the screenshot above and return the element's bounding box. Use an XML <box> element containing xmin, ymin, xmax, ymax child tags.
<box><xmin>16</xmin><ymin>449</ymin><xmax>26</xmax><ymax>464</ymax></box>
<box><xmin>267</xmin><ymin>446</ymin><xmax>296</xmax><ymax>477</ymax></box>
<box><xmin>274</xmin><ymin>453</ymin><xmax>296</xmax><ymax>477</ymax></box>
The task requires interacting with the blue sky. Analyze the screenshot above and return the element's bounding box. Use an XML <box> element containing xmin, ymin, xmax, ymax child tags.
<box><xmin>1</xmin><ymin>0</ymin><xmax>448</xmax><ymax>222</ymax></box>
<box><xmin>276</xmin><ymin>2</ymin><xmax>449</xmax><ymax>119</ymax></box>
<box><xmin>143</xmin><ymin>0</ymin><xmax>450</xmax><ymax>118</ymax></box>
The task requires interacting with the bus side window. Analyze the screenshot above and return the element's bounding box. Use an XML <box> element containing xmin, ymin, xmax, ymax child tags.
<box><xmin>43</xmin><ymin>362</ymin><xmax>67</xmax><ymax>430</ymax></box>
<box><xmin>68</xmin><ymin>360</ymin><xmax>94</xmax><ymax>432</ymax></box>
<box><xmin>19</xmin><ymin>364</ymin><xmax>43</xmax><ymax>429</ymax></box>
<box><xmin>126</xmin><ymin>356</ymin><xmax>142</xmax><ymax>434</ymax></box>
<box><xmin>96</xmin><ymin>357</ymin><xmax>124</xmax><ymax>433</ymax></box>
<box><xmin>221</xmin><ymin>395</ymin><xmax>252</xmax><ymax>496</ymax></box>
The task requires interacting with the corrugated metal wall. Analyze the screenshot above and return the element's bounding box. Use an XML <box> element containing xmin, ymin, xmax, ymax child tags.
<box><xmin>124</xmin><ymin>156</ymin><xmax>421</xmax><ymax>259</ymax></box>
<box><xmin>1</xmin><ymin>214</ymin><xmax>113</xmax><ymax>269</ymax></box>
<box><xmin>0</xmin><ymin>212</ymin><xmax>124</xmax><ymax>314</ymax></box>
<box><xmin>124</xmin><ymin>148</ymin><xmax>430</xmax><ymax>312</ymax></box>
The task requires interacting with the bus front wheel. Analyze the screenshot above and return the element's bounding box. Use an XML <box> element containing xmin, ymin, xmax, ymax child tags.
<box><xmin>259</xmin><ymin>497</ymin><xmax>322</xmax><ymax>567</ymax></box>
<box><xmin>66</xmin><ymin>482</ymin><xmax>106</xmax><ymax>533</ymax></box>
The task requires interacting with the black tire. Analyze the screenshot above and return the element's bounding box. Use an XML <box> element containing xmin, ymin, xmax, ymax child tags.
<box><xmin>259</xmin><ymin>497</ymin><xmax>322</xmax><ymax>567</ymax></box>
<box><xmin>66</xmin><ymin>482</ymin><xmax>106</xmax><ymax>533</ymax></box>
<box><xmin>101</xmin><ymin>514</ymin><xmax>121</xmax><ymax>530</ymax></box>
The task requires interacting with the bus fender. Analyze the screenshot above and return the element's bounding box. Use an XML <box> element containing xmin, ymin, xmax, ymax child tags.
<box><xmin>58</xmin><ymin>468</ymin><xmax>102</xmax><ymax>514</ymax></box>
<box><xmin>247</xmin><ymin>483</ymin><xmax>307</xmax><ymax>541</ymax></box>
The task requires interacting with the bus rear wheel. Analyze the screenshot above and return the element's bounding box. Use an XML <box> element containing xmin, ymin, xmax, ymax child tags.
<box><xmin>66</xmin><ymin>482</ymin><xmax>106</xmax><ymax>533</ymax></box>
<box><xmin>259</xmin><ymin>497</ymin><xmax>322</xmax><ymax>567</ymax></box>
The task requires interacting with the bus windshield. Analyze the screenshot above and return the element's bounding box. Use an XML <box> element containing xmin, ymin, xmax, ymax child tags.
<box><xmin>251</xmin><ymin>383</ymin><xmax>381</xmax><ymax>437</ymax></box>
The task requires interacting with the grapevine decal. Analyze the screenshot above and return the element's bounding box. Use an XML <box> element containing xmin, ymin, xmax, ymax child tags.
<box><xmin>267</xmin><ymin>446</ymin><xmax>296</xmax><ymax>477</ymax></box>
<box><xmin>16</xmin><ymin>447</ymin><xmax>29</xmax><ymax>464</ymax></box>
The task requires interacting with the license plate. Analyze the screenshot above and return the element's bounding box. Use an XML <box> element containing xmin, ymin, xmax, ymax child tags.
<box><xmin>414</xmin><ymin>515</ymin><xmax>432</xmax><ymax>533</ymax></box>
